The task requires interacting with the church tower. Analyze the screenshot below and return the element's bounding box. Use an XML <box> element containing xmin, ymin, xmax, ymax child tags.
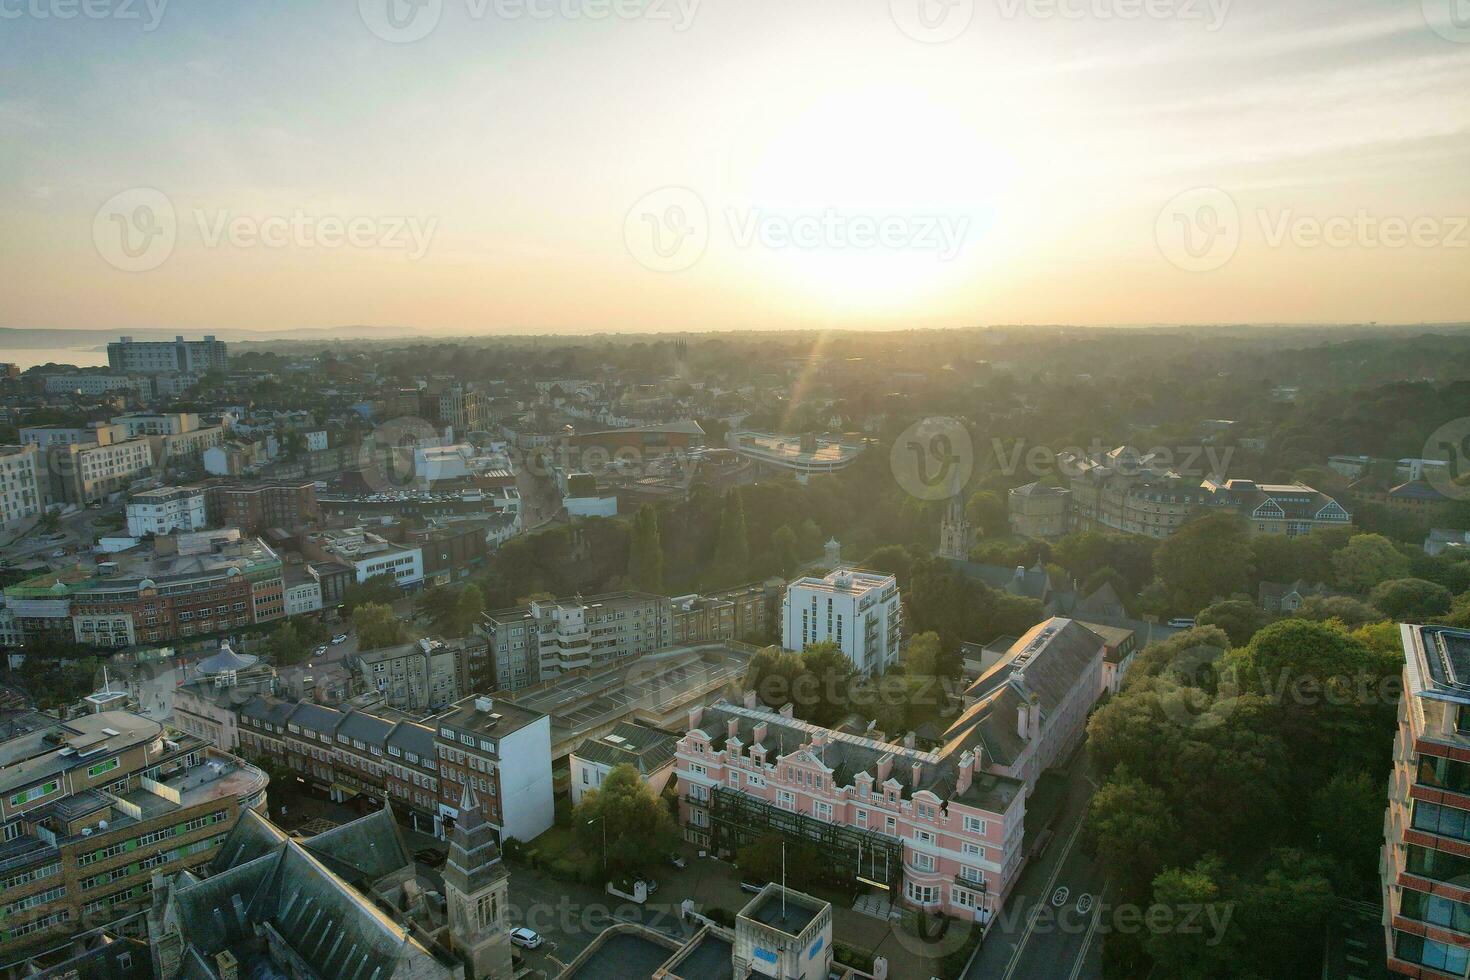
<box><xmin>444</xmin><ymin>785</ymin><xmax>513</xmax><ymax>979</ymax></box>
<box><xmin>939</xmin><ymin>493</ymin><xmax>971</xmax><ymax>561</ymax></box>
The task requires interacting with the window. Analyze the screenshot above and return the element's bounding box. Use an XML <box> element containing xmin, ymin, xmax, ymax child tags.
<box><xmin>1412</xmin><ymin>801</ymin><xmax>1470</xmax><ymax>842</ymax></box>
<box><xmin>777</xmin><ymin>789</ymin><xmax>796</xmax><ymax>811</ymax></box>
<box><xmin>1406</xmin><ymin>843</ymin><xmax>1470</xmax><ymax>883</ymax></box>
<box><xmin>912</xmin><ymin>852</ymin><xmax>935</xmax><ymax>872</ymax></box>
<box><xmin>1395</xmin><ymin>931</ymin><xmax>1470</xmax><ymax>975</ymax></box>
<box><xmin>814</xmin><ymin>801</ymin><xmax>833</xmax><ymax>821</ymax></box>
<box><xmin>88</xmin><ymin>757</ymin><xmax>119</xmax><ymax>778</ymax></box>
<box><xmin>9</xmin><ymin>781</ymin><xmax>59</xmax><ymax>807</ymax></box>
<box><xmin>914</xmin><ymin>829</ymin><xmax>936</xmax><ymax>846</ymax></box>
<box><xmin>906</xmin><ymin>882</ymin><xmax>938</xmax><ymax>904</ymax></box>
<box><xmin>1401</xmin><ymin>887</ymin><xmax>1470</xmax><ymax>934</ymax></box>
<box><xmin>962</xmin><ymin>815</ymin><xmax>988</xmax><ymax>836</ymax></box>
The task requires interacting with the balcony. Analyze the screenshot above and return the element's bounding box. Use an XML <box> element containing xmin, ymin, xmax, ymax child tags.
<box><xmin>953</xmin><ymin>873</ymin><xmax>988</xmax><ymax>894</ymax></box>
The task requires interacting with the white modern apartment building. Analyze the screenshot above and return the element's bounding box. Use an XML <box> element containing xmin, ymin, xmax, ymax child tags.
<box><xmin>782</xmin><ymin>567</ymin><xmax>902</xmax><ymax>675</ymax></box>
<box><xmin>42</xmin><ymin>374</ymin><xmax>152</xmax><ymax>396</ymax></box>
<box><xmin>126</xmin><ymin>485</ymin><xmax>207</xmax><ymax>536</ymax></box>
<box><xmin>311</xmin><ymin>526</ymin><xmax>424</xmax><ymax>587</ymax></box>
<box><xmin>0</xmin><ymin>445</ymin><xmax>43</xmax><ymax>530</ymax></box>
<box><xmin>107</xmin><ymin>335</ymin><xmax>228</xmax><ymax>374</ymax></box>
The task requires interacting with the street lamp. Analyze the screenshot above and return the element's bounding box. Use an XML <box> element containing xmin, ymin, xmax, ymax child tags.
<box><xmin>586</xmin><ymin>817</ymin><xmax>606</xmax><ymax>871</ymax></box>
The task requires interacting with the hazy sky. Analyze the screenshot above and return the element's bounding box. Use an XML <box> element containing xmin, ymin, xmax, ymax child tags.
<box><xmin>1</xmin><ymin>0</ymin><xmax>1467</xmax><ymax>334</ymax></box>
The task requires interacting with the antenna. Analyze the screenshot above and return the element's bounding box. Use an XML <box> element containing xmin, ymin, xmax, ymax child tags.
<box><xmin>781</xmin><ymin>840</ymin><xmax>787</xmax><ymax>919</ymax></box>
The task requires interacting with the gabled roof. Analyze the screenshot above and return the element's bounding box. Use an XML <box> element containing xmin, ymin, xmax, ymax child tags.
<box><xmin>301</xmin><ymin>803</ymin><xmax>413</xmax><ymax>885</ymax></box>
<box><xmin>572</xmin><ymin>722</ymin><xmax>678</xmax><ymax>775</ymax></box>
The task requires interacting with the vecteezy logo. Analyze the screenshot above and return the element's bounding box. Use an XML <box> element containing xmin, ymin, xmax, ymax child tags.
<box><xmin>93</xmin><ymin>187</ymin><xmax>176</xmax><ymax>273</ymax></box>
<box><xmin>1424</xmin><ymin>0</ymin><xmax>1470</xmax><ymax>43</ymax></box>
<box><xmin>890</xmin><ymin>0</ymin><xmax>974</xmax><ymax>43</ymax></box>
<box><xmin>1424</xmin><ymin>417</ymin><xmax>1470</xmax><ymax>500</ymax></box>
<box><xmin>360</xmin><ymin>415</ymin><xmax>442</xmax><ymax>492</ymax></box>
<box><xmin>1155</xmin><ymin>187</ymin><xmax>1240</xmax><ymax>272</ymax></box>
<box><xmin>624</xmin><ymin>187</ymin><xmax>709</xmax><ymax>273</ymax></box>
<box><xmin>359</xmin><ymin>0</ymin><xmax>442</xmax><ymax>43</ymax></box>
<box><xmin>891</xmin><ymin>417</ymin><xmax>974</xmax><ymax>501</ymax></box>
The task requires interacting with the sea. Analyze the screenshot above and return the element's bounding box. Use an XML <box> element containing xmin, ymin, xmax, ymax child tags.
<box><xmin>0</xmin><ymin>347</ymin><xmax>110</xmax><ymax>370</ymax></box>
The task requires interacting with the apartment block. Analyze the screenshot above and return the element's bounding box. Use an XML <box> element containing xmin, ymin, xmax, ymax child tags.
<box><xmin>351</xmin><ymin>635</ymin><xmax>491</xmax><ymax>714</ymax></box>
<box><xmin>1384</xmin><ymin>624</ymin><xmax>1470</xmax><ymax>977</ymax></box>
<box><xmin>126</xmin><ymin>486</ymin><xmax>207</xmax><ymax>536</ymax></box>
<box><xmin>41</xmin><ymin>374</ymin><xmax>152</xmax><ymax>397</ymax></box>
<box><xmin>782</xmin><ymin>568</ymin><xmax>901</xmax><ymax>676</ymax></box>
<box><xmin>0</xmin><ymin>445</ymin><xmax>43</xmax><ymax>530</ymax></box>
<box><xmin>479</xmin><ymin>590</ymin><xmax>674</xmax><ymax>692</ymax></box>
<box><xmin>47</xmin><ymin>438</ymin><xmax>154</xmax><ymax>506</ymax></box>
<box><xmin>200</xmin><ymin>479</ymin><xmax>319</xmax><ymax>532</ymax></box>
<box><xmin>236</xmin><ymin>693</ymin><xmax>553</xmax><ymax>844</ymax></box>
<box><xmin>0</xmin><ymin>710</ymin><xmax>266</xmax><ymax>968</ymax></box>
<box><xmin>106</xmin><ymin>335</ymin><xmax>227</xmax><ymax>375</ymax></box>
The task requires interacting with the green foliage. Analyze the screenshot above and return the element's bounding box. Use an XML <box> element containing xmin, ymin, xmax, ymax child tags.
<box><xmin>964</xmin><ymin>490</ymin><xmax>1007</xmax><ymax>536</ymax></box>
<box><xmin>341</xmin><ymin>572</ymin><xmax>399</xmax><ymax>616</ymax></box>
<box><xmin>710</xmin><ymin>491</ymin><xmax>750</xmax><ymax>588</ymax></box>
<box><xmin>904</xmin><ymin>631</ymin><xmax>942</xmax><ymax>677</ymax></box>
<box><xmin>354</xmin><ymin>602</ymin><xmax>406</xmax><ymax>650</ymax></box>
<box><xmin>1293</xmin><ymin>594</ymin><xmax>1382</xmax><ymax>626</ymax></box>
<box><xmin>1330</xmin><ymin>533</ymin><xmax>1410</xmax><ymax>591</ymax></box>
<box><xmin>1195</xmin><ymin>599</ymin><xmax>1271</xmax><ymax>647</ymax></box>
<box><xmin>1367</xmin><ymin>577</ymin><xmax>1451</xmax><ymax>619</ymax></box>
<box><xmin>770</xmin><ymin>525</ymin><xmax>799</xmax><ymax>578</ymax></box>
<box><xmin>628</xmin><ymin>504</ymin><xmax>664</xmax><ymax>592</ymax></box>
<box><xmin>1153</xmin><ymin>513</ymin><xmax>1254</xmax><ymax>611</ymax></box>
<box><xmin>572</xmin><ymin>764</ymin><xmax>679</xmax><ymax>876</ymax></box>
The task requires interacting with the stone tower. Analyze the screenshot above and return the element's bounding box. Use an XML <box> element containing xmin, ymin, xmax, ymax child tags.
<box><xmin>824</xmin><ymin>537</ymin><xmax>841</xmax><ymax>567</ymax></box>
<box><xmin>939</xmin><ymin>493</ymin><xmax>971</xmax><ymax>561</ymax></box>
<box><xmin>444</xmin><ymin>785</ymin><xmax>513</xmax><ymax>980</ymax></box>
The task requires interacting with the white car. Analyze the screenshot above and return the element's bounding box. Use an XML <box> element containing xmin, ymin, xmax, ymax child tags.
<box><xmin>331</xmin><ymin>634</ymin><xmax>349</xmax><ymax>645</ymax></box>
<box><xmin>313</xmin><ymin>645</ymin><xmax>329</xmax><ymax>657</ymax></box>
<box><xmin>510</xmin><ymin>928</ymin><xmax>543</xmax><ymax>949</ymax></box>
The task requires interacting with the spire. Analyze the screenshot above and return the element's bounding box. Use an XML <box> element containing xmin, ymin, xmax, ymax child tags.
<box><xmin>457</xmin><ymin>781</ymin><xmax>485</xmax><ymax>831</ymax></box>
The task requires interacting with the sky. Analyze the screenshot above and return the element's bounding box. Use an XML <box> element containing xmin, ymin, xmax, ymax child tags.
<box><xmin>0</xmin><ymin>0</ymin><xmax>1467</xmax><ymax>334</ymax></box>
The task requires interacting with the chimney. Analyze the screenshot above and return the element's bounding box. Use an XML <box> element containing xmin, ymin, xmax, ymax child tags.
<box><xmin>474</xmin><ymin>695</ymin><xmax>494</xmax><ymax>713</ymax></box>
<box><xmin>779</xmin><ymin>702</ymin><xmax>794</xmax><ymax>720</ymax></box>
<box><xmin>956</xmin><ymin>750</ymin><xmax>974</xmax><ymax>795</ymax></box>
<box><xmin>743</xmin><ymin>689</ymin><xmax>758</xmax><ymax>709</ymax></box>
<box><xmin>902</xmin><ymin>731</ymin><xmax>915</xmax><ymax>749</ymax></box>
<box><xmin>1016</xmin><ymin>701</ymin><xmax>1029</xmax><ymax>740</ymax></box>
<box><xmin>1029</xmin><ymin>694</ymin><xmax>1041</xmax><ymax>741</ymax></box>
<box><xmin>687</xmin><ymin>705</ymin><xmax>703</xmax><ymax>730</ymax></box>
<box><xmin>727</xmin><ymin>717</ymin><xmax>739</xmax><ymax>740</ymax></box>
<box><xmin>910</xmin><ymin>761</ymin><xmax>922</xmax><ymax>788</ymax></box>
<box><xmin>752</xmin><ymin>722</ymin><xmax>768</xmax><ymax>746</ymax></box>
<box><xmin>877</xmin><ymin>754</ymin><xmax>893</xmax><ymax>785</ymax></box>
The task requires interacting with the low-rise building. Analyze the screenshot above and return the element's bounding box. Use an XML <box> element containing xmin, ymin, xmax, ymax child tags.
<box><xmin>308</xmin><ymin>526</ymin><xmax>424</xmax><ymax>588</ymax></box>
<box><xmin>126</xmin><ymin>486</ymin><xmax>207</xmax><ymax>537</ymax></box>
<box><xmin>1007</xmin><ymin>482</ymin><xmax>1071</xmax><ymax>539</ymax></box>
<box><xmin>199</xmin><ymin>479</ymin><xmax>319</xmax><ymax>532</ymax></box>
<box><xmin>569</xmin><ymin>721</ymin><xmax>679</xmax><ymax>805</ymax></box>
<box><xmin>432</xmin><ymin>694</ymin><xmax>555</xmax><ymax>845</ymax></box>
<box><xmin>351</xmin><ymin>636</ymin><xmax>489</xmax><ymax>714</ymax></box>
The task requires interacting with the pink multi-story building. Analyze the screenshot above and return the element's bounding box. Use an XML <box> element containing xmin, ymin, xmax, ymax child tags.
<box><xmin>675</xmin><ymin>617</ymin><xmax>1108</xmax><ymax>921</ymax></box>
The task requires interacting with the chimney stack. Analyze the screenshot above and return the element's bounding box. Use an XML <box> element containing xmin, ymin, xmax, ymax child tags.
<box><xmin>1029</xmin><ymin>694</ymin><xmax>1041</xmax><ymax>741</ymax></box>
<box><xmin>727</xmin><ymin>717</ymin><xmax>739</xmax><ymax>740</ymax></box>
<box><xmin>687</xmin><ymin>705</ymin><xmax>703</xmax><ymax>731</ymax></box>
<box><xmin>911</xmin><ymin>761</ymin><xmax>922</xmax><ymax>788</ymax></box>
<box><xmin>956</xmin><ymin>750</ymin><xmax>974</xmax><ymax>795</ymax></box>
<box><xmin>779</xmin><ymin>702</ymin><xmax>794</xmax><ymax>720</ymax></box>
<box><xmin>877</xmin><ymin>754</ymin><xmax>894</xmax><ymax>785</ymax></box>
<box><xmin>743</xmin><ymin>689</ymin><xmax>758</xmax><ymax>709</ymax></box>
<box><xmin>752</xmin><ymin>722</ymin><xmax>768</xmax><ymax>746</ymax></box>
<box><xmin>1016</xmin><ymin>701</ymin><xmax>1030</xmax><ymax>740</ymax></box>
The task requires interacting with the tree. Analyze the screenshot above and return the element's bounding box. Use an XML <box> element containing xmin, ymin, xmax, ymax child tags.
<box><xmin>355</xmin><ymin>602</ymin><xmax>406</xmax><ymax>650</ymax></box>
<box><xmin>452</xmin><ymin>583</ymin><xmax>484</xmax><ymax>637</ymax></box>
<box><xmin>964</xmin><ymin>491</ymin><xmax>1007</xmax><ymax>536</ymax></box>
<box><xmin>904</xmin><ymin>631</ymin><xmax>943</xmax><ymax>678</ymax></box>
<box><xmin>1154</xmin><ymin>514</ymin><xmax>1254</xmax><ymax>611</ymax></box>
<box><xmin>267</xmin><ymin>619</ymin><xmax>307</xmax><ymax>665</ymax></box>
<box><xmin>1294</xmin><ymin>594</ymin><xmax>1381</xmax><ymax>626</ymax></box>
<box><xmin>1368</xmin><ymin>577</ymin><xmax>1452</xmax><ymax>620</ymax></box>
<box><xmin>710</xmin><ymin>491</ymin><xmax>750</xmax><ymax>587</ymax></box>
<box><xmin>799</xmin><ymin>642</ymin><xmax>855</xmax><ymax>727</ymax></box>
<box><xmin>1144</xmin><ymin>858</ymin><xmax>1237</xmax><ymax>980</ymax></box>
<box><xmin>745</xmin><ymin>646</ymin><xmax>808</xmax><ymax>709</ymax></box>
<box><xmin>1195</xmin><ymin>599</ymin><xmax>1271</xmax><ymax>647</ymax></box>
<box><xmin>770</xmin><ymin>525</ymin><xmax>799</xmax><ymax>579</ymax></box>
<box><xmin>572</xmin><ymin>764</ymin><xmax>679</xmax><ymax>876</ymax></box>
<box><xmin>39</xmin><ymin>510</ymin><xmax>60</xmax><ymax>533</ymax></box>
<box><xmin>628</xmin><ymin>504</ymin><xmax>664</xmax><ymax>592</ymax></box>
<box><xmin>1331</xmin><ymin>533</ymin><xmax>1410</xmax><ymax>592</ymax></box>
<box><xmin>1086</xmin><ymin>769</ymin><xmax>1179</xmax><ymax>904</ymax></box>
<box><xmin>342</xmin><ymin>573</ymin><xmax>400</xmax><ymax>616</ymax></box>
<box><xmin>862</xmin><ymin>544</ymin><xmax>916</xmax><ymax>588</ymax></box>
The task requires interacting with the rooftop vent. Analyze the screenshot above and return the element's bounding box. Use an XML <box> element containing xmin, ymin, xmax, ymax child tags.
<box><xmin>474</xmin><ymin>696</ymin><xmax>494</xmax><ymax>713</ymax></box>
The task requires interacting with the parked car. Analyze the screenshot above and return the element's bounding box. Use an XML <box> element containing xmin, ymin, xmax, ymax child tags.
<box><xmin>668</xmin><ymin>854</ymin><xmax>687</xmax><ymax>870</ymax></box>
<box><xmin>313</xmin><ymin>645</ymin><xmax>329</xmax><ymax>656</ymax></box>
<box><xmin>1167</xmin><ymin>617</ymin><xmax>1197</xmax><ymax>629</ymax></box>
<box><xmin>50</xmin><ymin>549</ymin><xmax>65</xmax><ymax>558</ymax></box>
<box><xmin>331</xmin><ymin>634</ymin><xmax>349</xmax><ymax>645</ymax></box>
<box><xmin>510</xmin><ymin>928</ymin><xmax>543</xmax><ymax>949</ymax></box>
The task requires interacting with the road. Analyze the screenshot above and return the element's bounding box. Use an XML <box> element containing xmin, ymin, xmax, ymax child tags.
<box><xmin>966</xmin><ymin>754</ymin><xmax>1108</xmax><ymax>980</ymax></box>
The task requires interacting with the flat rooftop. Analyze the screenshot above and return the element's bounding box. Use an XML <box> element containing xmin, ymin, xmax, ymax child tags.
<box><xmin>502</xmin><ymin>644</ymin><xmax>752</xmax><ymax>746</ymax></box>
<box><xmin>731</xmin><ymin>431</ymin><xmax>863</xmax><ymax>469</ymax></box>
<box><xmin>743</xmin><ymin>887</ymin><xmax>821</xmax><ymax>935</ymax></box>
<box><xmin>567</xmin><ymin>930</ymin><xmax>681</xmax><ymax>980</ymax></box>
